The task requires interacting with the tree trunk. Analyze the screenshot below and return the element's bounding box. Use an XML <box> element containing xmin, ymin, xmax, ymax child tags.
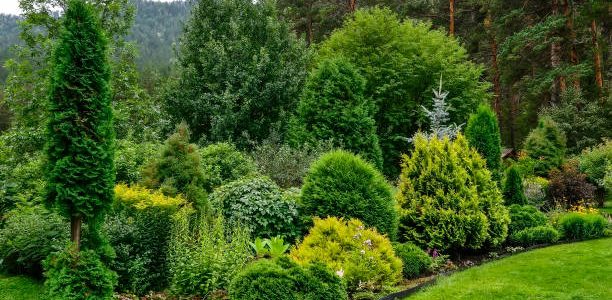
<box><xmin>306</xmin><ymin>1</ymin><xmax>314</xmax><ymax>46</ymax></box>
<box><xmin>591</xmin><ymin>19</ymin><xmax>603</xmax><ymax>100</ymax></box>
<box><xmin>550</xmin><ymin>0</ymin><xmax>564</xmax><ymax>104</ymax></box>
<box><xmin>449</xmin><ymin>0</ymin><xmax>455</xmax><ymax>36</ymax></box>
<box><xmin>70</xmin><ymin>215</ymin><xmax>83</xmax><ymax>250</ymax></box>
<box><xmin>509</xmin><ymin>91</ymin><xmax>519</xmax><ymax>150</ymax></box>
<box><xmin>348</xmin><ymin>0</ymin><xmax>356</xmax><ymax>12</ymax></box>
<box><xmin>485</xmin><ymin>13</ymin><xmax>502</xmax><ymax>119</ymax></box>
<box><xmin>563</xmin><ymin>0</ymin><xmax>580</xmax><ymax>89</ymax></box>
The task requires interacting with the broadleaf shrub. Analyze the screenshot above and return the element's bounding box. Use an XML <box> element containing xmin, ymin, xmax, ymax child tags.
<box><xmin>301</xmin><ymin>150</ymin><xmax>397</xmax><ymax>238</ymax></box>
<box><xmin>290</xmin><ymin>217</ymin><xmax>402</xmax><ymax>295</ymax></box>
<box><xmin>578</xmin><ymin>140</ymin><xmax>612</xmax><ymax>206</ymax></box>
<box><xmin>523</xmin><ymin>117</ymin><xmax>566</xmax><ymax>176</ymax></box>
<box><xmin>503</xmin><ymin>166</ymin><xmax>527</xmax><ymax>205</ymax></box>
<box><xmin>210</xmin><ymin>176</ymin><xmax>300</xmax><ymax>240</ymax></box>
<box><xmin>397</xmin><ymin>134</ymin><xmax>509</xmax><ymax>251</ymax></box>
<box><xmin>509</xmin><ymin>225</ymin><xmax>560</xmax><ymax>246</ymax></box>
<box><xmin>507</xmin><ymin>204</ymin><xmax>547</xmax><ymax>234</ymax></box>
<box><xmin>547</xmin><ymin>163</ymin><xmax>596</xmax><ymax>208</ymax></box>
<box><xmin>557</xmin><ymin>212</ymin><xmax>607</xmax><ymax>240</ymax></box>
<box><xmin>392</xmin><ymin>242</ymin><xmax>432</xmax><ymax>279</ymax></box>
<box><xmin>114</xmin><ymin>139</ymin><xmax>159</xmax><ymax>184</ymax></box>
<box><xmin>200</xmin><ymin>142</ymin><xmax>257</xmax><ymax>192</ymax></box>
<box><xmin>229</xmin><ymin>256</ymin><xmax>348</xmax><ymax>300</ymax></box>
<box><xmin>523</xmin><ymin>176</ymin><xmax>549</xmax><ymax>209</ymax></box>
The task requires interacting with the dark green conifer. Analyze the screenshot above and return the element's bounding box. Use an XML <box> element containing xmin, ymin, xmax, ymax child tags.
<box><xmin>465</xmin><ymin>104</ymin><xmax>502</xmax><ymax>181</ymax></box>
<box><xmin>503</xmin><ymin>166</ymin><xmax>528</xmax><ymax>205</ymax></box>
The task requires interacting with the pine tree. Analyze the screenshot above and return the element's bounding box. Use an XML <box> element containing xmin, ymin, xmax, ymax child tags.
<box><xmin>466</xmin><ymin>104</ymin><xmax>502</xmax><ymax>181</ymax></box>
<box><xmin>503</xmin><ymin>166</ymin><xmax>527</xmax><ymax>205</ymax></box>
<box><xmin>45</xmin><ymin>0</ymin><xmax>114</xmax><ymax>250</ymax></box>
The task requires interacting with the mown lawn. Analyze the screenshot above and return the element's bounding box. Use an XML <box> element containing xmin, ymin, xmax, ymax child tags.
<box><xmin>0</xmin><ymin>274</ymin><xmax>44</xmax><ymax>300</ymax></box>
<box><xmin>406</xmin><ymin>238</ymin><xmax>612</xmax><ymax>299</ymax></box>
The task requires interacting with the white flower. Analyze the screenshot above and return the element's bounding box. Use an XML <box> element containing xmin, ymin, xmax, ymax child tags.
<box><xmin>335</xmin><ymin>268</ymin><xmax>344</xmax><ymax>278</ymax></box>
<box><xmin>363</xmin><ymin>239</ymin><xmax>372</xmax><ymax>247</ymax></box>
<box><xmin>360</xmin><ymin>249</ymin><xmax>366</xmax><ymax>255</ymax></box>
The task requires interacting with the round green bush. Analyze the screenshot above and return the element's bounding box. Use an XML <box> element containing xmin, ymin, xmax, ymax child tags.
<box><xmin>393</xmin><ymin>242</ymin><xmax>432</xmax><ymax>279</ymax></box>
<box><xmin>508</xmin><ymin>204</ymin><xmax>547</xmax><ymax>234</ymax></box>
<box><xmin>44</xmin><ymin>246</ymin><xmax>118</xmax><ymax>300</ymax></box>
<box><xmin>301</xmin><ymin>150</ymin><xmax>397</xmax><ymax>238</ymax></box>
<box><xmin>229</xmin><ymin>256</ymin><xmax>347</xmax><ymax>300</ymax></box>
<box><xmin>210</xmin><ymin>176</ymin><xmax>300</xmax><ymax>240</ymax></box>
<box><xmin>0</xmin><ymin>206</ymin><xmax>68</xmax><ymax>276</ymax></box>
<box><xmin>558</xmin><ymin>212</ymin><xmax>607</xmax><ymax>240</ymax></box>
<box><xmin>509</xmin><ymin>225</ymin><xmax>560</xmax><ymax>246</ymax></box>
<box><xmin>200</xmin><ymin>142</ymin><xmax>257</xmax><ymax>192</ymax></box>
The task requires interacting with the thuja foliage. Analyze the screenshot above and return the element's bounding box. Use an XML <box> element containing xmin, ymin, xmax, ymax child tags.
<box><xmin>397</xmin><ymin>134</ymin><xmax>509</xmax><ymax>252</ymax></box>
<box><xmin>503</xmin><ymin>166</ymin><xmax>528</xmax><ymax>205</ymax></box>
<box><xmin>523</xmin><ymin>116</ymin><xmax>566</xmax><ymax>176</ymax></box>
<box><xmin>141</xmin><ymin>122</ymin><xmax>207</xmax><ymax>211</ymax></box>
<box><xmin>466</xmin><ymin>105</ymin><xmax>502</xmax><ymax>181</ymax></box>
<box><xmin>289</xmin><ymin>58</ymin><xmax>382</xmax><ymax>168</ymax></box>
<box><xmin>199</xmin><ymin>142</ymin><xmax>257</xmax><ymax>192</ymax></box>
<box><xmin>301</xmin><ymin>150</ymin><xmax>397</xmax><ymax>238</ymax></box>
<box><xmin>45</xmin><ymin>0</ymin><xmax>115</xmax><ymax>234</ymax></box>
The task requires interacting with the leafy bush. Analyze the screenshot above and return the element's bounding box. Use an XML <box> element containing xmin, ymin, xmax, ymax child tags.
<box><xmin>250</xmin><ymin>237</ymin><xmax>290</xmax><ymax>259</ymax></box>
<box><xmin>288</xmin><ymin>58</ymin><xmax>382</xmax><ymax>168</ymax></box>
<box><xmin>44</xmin><ymin>245</ymin><xmax>118</xmax><ymax>300</ymax></box>
<box><xmin>229</xmin><ymin>256</ymin><xmax>348</xmax><ymax>300</ymax></box>
<box><xmin>104</xmin><ymin>184</ymin><xmax>185</xmax><ymax>295</ymax></box>
<box><xmin>509</xmin><ymin>225</ymin><xmax>560</xmax><ymax>246</ymax></box>
<box><xmin>547</xmin><ymin>163</ymin><xmax>596</xmax><ymax>208</ymax></box>
<box><xmin>393</xmin><ymin>242</ymin><xmax>432</xmax><ymax>279</ymax></box>
<box><xmin>301</xmin><ymin>150</ymin><xmax>397</xmax><ymax>238</ymax></box>
<box><xmin>200</xmin><ymin>142</ymin><xmax>257</xmax><ymax>192</ymax></box>
<box><xmin>290</xmin><ymin>217</ymin><xmax>402</xmax><ymax>294</ymax></box>
<box><xmin>397</xmin><ymin>134</ymin><xmax>510</xmax><ymax>251</ymax></box>
<box><xmin>114</xmin><ymin>139</ymin><xmax>159</xmax><ymax>184</ymax></box>
<box><xmin>523</xmin><ymin>117</ymin><xmax>566</xmax><ymax>176</ymax></box>
<box><xmin>0</xmin><ymin>152</ymin><xmax>45</xmax><ymax>217</ymax></box>
<box><xmin>503</xmin><ymin>166</ymin><xmax>527</xmax><ymax>205</ymax></box>
<box><xmin>168</xmin><ymin>208</ymin><xmax>252</xmax><ymax>297</ymax></box>
<box><xmin>465</xmin><ymin>105</ymin><xmax>502</xmax><ymax>181</ymax></box>
<box><xmin>507</xmin><ymin>205</ymin><xmax>547</xmax><ymax>234</ymax></box>
<box><xmin>557</xmin><ymin>212</ymin><xmax>607</xmax><ymax>240</ymax></box>
<box><xmin>0</xmin><ymin>205</ymin><xmax>68</xmax><ymax>276</ymax></box>
<box><xmin>578</xmin><ymin>140</ymin><xmax>612</xmax><ymax>205</ymax></box>
<box><xmin>523</xmin><ymin>176</ymin><xmax>549</xmax><ymax>209</ymax></box>
<box><xmin>210</xmin><ymin>176</ymin><xmax>300</xmax><ymax>240</ymax></box>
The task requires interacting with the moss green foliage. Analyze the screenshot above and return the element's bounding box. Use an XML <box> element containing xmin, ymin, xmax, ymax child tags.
<box><xmin>0</xmin><ymin>274</ymin><xmax>45</xmax><ymax>300</ymax></box>
<box><xmin>105</xmin><ymin>184</ymin><xmax>185</xmax><ymax>295</ymax></box>
<box><xmin>0</xmin><ymin>206</ymin><xmax>68</xmax><ymax>276</ymax></box>
<box><xmin>289</xmin><ymin>58</ymin><xmax>382</xmax><ymax>168</ymax></box>
<box><xmin>165</xmin><ymin>0</ymin><xmax>309</xmax><ymax>147</ymax></box>
<box><xmin>229</xmin><ymin>257</ymin><xmax>348</xmax><ymax>300</ymax></box>
<box><xmin>318</xmin><ymin>7</ymin><xmax>489</xmax><ymax>176</ymax></box>
<box><xmin>168</xmin><ymin>208</ymin><xmax>252</xmax><ymax>297</ymax></box>
<box><xmin>44</xmin><ymin>245</ymin><xmax>118</xmax><ymax>300</ymax></box>
<box><xmin>523</xmin><ymin>117</ymin><xmax>566</xmax><ymax>176</ymax></box>
<box><xmin>393</xmin><ymin>242</ymin><xmax>433</xmax><ymax>279</ymax></box>
<box><xmin>547</xmin><ymin>163</ymin><xmax>596</xmax><ymax>208</ymax></box>
<box><xmin>210</xmin><ymin>176</ymin><xmax>300</xmax><ymax>240</ymax></box>
<box><xmin>114</xmin><ymin>139</ymin><xmax>159</xmax><ymax>184</ymax></box>
<box><xmin>466</xmin><ymin>105</ymin><xmax>502</xmax><ymax>181</ymax></box>
<box><xmin>141</xmin><ymin>122</ymin><xmax>207</xmax><ymax>210</ymax></box>
<box><xmin>290</xmin><ymin>217</ymin><xmax>402</xmax><ymax>295</ymax></box>
<box><xmin>579</xmin><ymin>140</ymin><xmax>612</xmax><ymax>193</ymax></box>
<box><xmin>408</xmin><ymin>238</ymin><xmax>612</xmax><ymax>300</ymax></box>
<box><xmin>507</xmin><ymin>205</ymin><xmax>547</xmax><ymax>235</ymax></box>
<box><xmin>509</xmin><ymin>225</ymin><xmax>560</xmax><ymax>246</ymax></box>
<box><xmin>300</xmin><ymin>150</ymin><xmax>397</xmax><ymax>238</ymax></box>
<box><xmin>44</xmin><ymin>0</ymin><xmax>114</xmax><ymax>228</ymax></box>
<box><xmin>503</xmin><ymin>166</ymin><xmax>527</xmax><ymax>205</ymax></box>
<box><xmin>199</xmin><ymin>142</ymin><xmax>257</xmax><ymax>192</ymax></box>
<box><xmin>397</xmin><ymin>134</ymin><xmax>510</xmax><ymax>251</ymax></box>
<box><xmin>557</xmin><ymin>212</ymin><xmax>607</xmax><ymax>241</ymax></box>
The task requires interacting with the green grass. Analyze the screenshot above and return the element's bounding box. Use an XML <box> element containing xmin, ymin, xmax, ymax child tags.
<box><xmin>407</xmin><ymin>238</ymin><xmax>612</xmax><ymax>300</ymax></box>
<box><xmin>0</xmin><ymin>274</ymin><xmax>44</xmax><ymax>300</ymax></box>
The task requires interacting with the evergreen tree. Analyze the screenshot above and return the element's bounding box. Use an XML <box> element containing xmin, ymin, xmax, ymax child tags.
<box><xmin>289</xmin><ymin>58</ymin><xmax>382</xmax><ymax>168</ymax></box>
<box><xmin>523</xmin><ymin>116</ymin><xmax>566</xmax><ymax>176</ymax></box>
<box><xmin>419</xmin><ymin>78</ymin><xmax>463</xmax><ymax>141</ymax></box>
<box><xmin>466</xmin><ymin>104</ymin><xmax>502</xmax><ymax>181</ymax></box>
<box><xmin>45</xmin><ymin>0</ymin><xmax>114</xmax><ymax>250</ymax></box>
<box><xmin>503</xmin><ymin>166</ymin><xmax>527</xmax><ymax>205</ymax></box>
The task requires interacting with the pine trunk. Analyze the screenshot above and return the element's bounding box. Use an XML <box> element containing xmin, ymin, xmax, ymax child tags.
<box><xmin>563</xmin><ymin>0</ymin><xmax>580</xmax><ymax>89</ymax></box>
<box><xmin>348</xmin><ymin>0</ymin><xmax>356</xmax><ymax>12</ymax></box>
<box><xmin>591</xmin><ymin>19</ymin><xmax>603</xmax><ymax>100</ymax></box>
<box><xmin>485</xmin><ymin>13</ymin><xmax>502</xmax><ymax>119</ymax></box>
<box><xmin>449</xmin><ymin>0</ymin><xmax>455</xmax><ymax>36</ymax></box>
<box><xmin>550</xmin><ymin>0</ymin><xmax>564</xmax><ymax>104</ymax></box>
<box><xmin>70</xmin><ymin>215</ymin><xmax>83</xmax><ymax>250</ymax></box>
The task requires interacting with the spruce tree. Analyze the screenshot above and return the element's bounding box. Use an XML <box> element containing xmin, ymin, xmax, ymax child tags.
<box><xmin>466</xmin><ymin>104</ymin><xmax>502</xmax><ymax>181</ymax></box>
<box><xmin>503</xmin><ymin>166</ymin><xmax>527</xmax><ymax>205</ymax></box>
<box><xmin>523</xmin><ymin>117</ymin><xmax>566</xmax><ymax>176</ymax></box>
<box><xmin>45</xmin><ymin>0</ymin><xmax>114</xmax><ymax>250</ymax></box>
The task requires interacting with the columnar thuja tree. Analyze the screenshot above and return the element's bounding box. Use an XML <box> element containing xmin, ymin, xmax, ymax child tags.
<box><xmin>45</xmin><ymin>0</ymin><xmax>114</xmax><ymax>251</ymax></box>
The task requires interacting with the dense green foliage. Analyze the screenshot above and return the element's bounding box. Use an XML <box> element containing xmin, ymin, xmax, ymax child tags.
<box><xmin>579</xmin><ymin>140</ymin><xmax>612</xmax><ymax>194</ymax></box>
<box><xmin>503</xmin><ymin>166</ymin><xmax>527</xmax><ymax>205</ymax></box>
<box><xmin>523</xmin><ymin>176</ymin><xmax>549</xmax><ymax>209</ymax></box>
<box><xmin>509</xmin><ymin>225</ymin><xmax>560</xmax><ymax>246</ymax></box>
<box><xmin>0</xmin><ymin>274</ymin><xmax>45</xmax><ymax>300</ymax></box>
<box><xmin>0</xmin><ymin>206</ymin><xmax>68</xmax><ymax>276</ymax></box>
<box><xmin>291</xmin><ymin>217</ymin><xmax>402</xmax><ymax>295</ymax></box>
<box><xmin>547</xmin><ymin>163</ymin><xmax>596</xmax><ymax>208</ymax></box>
<box><xmin>229</xmin><ymin>257</ymin><xmax>348</xmax><ymax>300</ymax></box>
<box><xmin>523</xmin><ymin>117</ymin><xmax>566</xmax><ymax>176</ymax></box>
<box><xmin>318</xmin><ymin>7</ymin><xmax>489</xmax><ymax>176</ymax></box>
<box><xmin>466</xmin><ymin>105</ymin><xmax>502</xmax><ymax>181</ymax></box>
<box><xmin>43</xmin><ymin>246</ymin><xmax>117</xmax><ymax>300</ymax></box>
<box><xmin>397</xmin><ymin>134</ymin><xmax>509</xmax><ymax>251</ymax></box>
<box><xmin>557</xmin><ymin>212</ymin><xmax>607</xmax><ymax>241</ymax></box>
<box><xmin>114</xmin><ymin>139</ymin><xmax>159</xmax><ymax>184</ymax></box>
<box><xmin>507</xmin><ymin>205</ymin><xmax>548</xmax><ymax>235</ymax></box>
<box><xmin>301</xmin><ymin>150</ymin><xmax>397</xmax><ymax>238</ymax></box>
<box><xmin>393</xmin><ymin>242</ymin><xmax>433</xmax><ymax>279</ymax></box>
<box><xmin>289</xmin><ymin>58</ymin><xmax>382</xmax><ymax>168</ymax></box>
<box><xmin>200</xmin><ymin>142</ymin><xmax>257</xmax><ymax>192</ymax></box>
<box><xmin>165</xmin><ymin>0</ymin><xmax>309</xmax><ymax>146</ymax></box>
<box><xmin>210</xmin><ymin>176</ymin><xmax>300</xmax><ymax>240</ymax></box>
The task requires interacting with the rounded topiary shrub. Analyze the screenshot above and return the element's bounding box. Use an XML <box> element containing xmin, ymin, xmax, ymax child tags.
<box><xmin>508</xmin><ymin>204</ymin><xmax>547</xmax><ymax>234</ymax></box>
<box><xmin>393</xmin><ymin>242</ymin><xmax>432</xmax><ymax>279</ymax></box>
<box><xmin>301</xmin><ymin>150</ymin><xmax>397</xmax><ymax>238</ymax></box>
<box><xmin>210</xmin><ymin>176</ymin><xmax>300</xmax><ymax>240</ymax></box>
<box><xmin>290</xmin><ymin>217</ymin><xmax>402</xmax><ymax>295</ymax></box>
<box><xmin>509</xmin><ymin>225</ymin><xmax>560</xmax><ymax>246</ymax></box>
<box><xmin>200</xmin><ymin>142</ymin><xmax>257</xmax><ymax>192</ymax></box>
<box><xmin>229</xmin><ymin>256</ymin><xmax>347</xmax><ymax>300</ymax></box>
<box><xmin>397</xmin><ymin>134</ymin><xmax>510</xmax><ymax>252</ymax></box>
